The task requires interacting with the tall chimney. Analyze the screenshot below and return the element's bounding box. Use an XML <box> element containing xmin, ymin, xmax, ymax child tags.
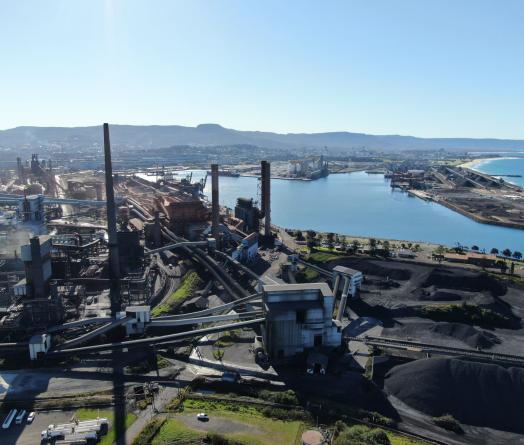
<box><xmin>211</xmin><ymin>164</ymin><xmax>220</xmax><ymax>245</ymax></box>
<box><xmin>261</xmin><ymin>161</ymin><xmax>271</xmax><ymax>241</ymax></box>
<box><xmin>103</xmin><ymin>123</ymin><xmax>121</xmax><ymax>315</ymax></box>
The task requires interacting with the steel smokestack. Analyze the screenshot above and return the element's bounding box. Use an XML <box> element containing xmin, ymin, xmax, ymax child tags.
<box><xmin>211</xmin><ymin>164</ymin><xmax>220</xmax><ymax>245</ymax></box>
<box><xmin>103</xmin><ymin>123</ymin><xmax>121</xmax><ymax>314</ymax></box>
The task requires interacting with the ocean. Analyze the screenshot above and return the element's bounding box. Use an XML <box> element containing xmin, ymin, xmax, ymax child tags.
<box><xmin>468</xmin><ymin>152</ymin><xmax>524</xmax><ymax>188</ymax></box>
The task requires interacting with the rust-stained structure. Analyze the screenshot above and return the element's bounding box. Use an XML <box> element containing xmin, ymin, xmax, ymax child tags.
<box><xmin>154</xmin><ymin>194</ymin><xmax>209</xmax><ymax>236</ymax></box>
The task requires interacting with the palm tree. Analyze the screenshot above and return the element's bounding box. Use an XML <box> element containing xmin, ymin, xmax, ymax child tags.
<box><xmin>502</xmin><ymin>248</ymin><xmax>512</xmax><ymax>258</ymax></box>
<box><xmin>490</xmin><ymin>248</ymin><xmax>499</xmax><ymax>255</ymax></box>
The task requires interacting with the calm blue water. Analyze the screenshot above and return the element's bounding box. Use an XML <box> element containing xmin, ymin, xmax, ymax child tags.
<box><xmin>199</xmin><ymin>171</ymin><xmax>524</xmax><ymax>252</ymax></box>
<box><xmin>470</xmin><ymin>153</ymin><xmax>524</xmax><ymax>187</ymax></box>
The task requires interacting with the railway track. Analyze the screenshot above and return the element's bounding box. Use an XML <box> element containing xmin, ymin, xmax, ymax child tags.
<box><xmin>349</xmin><ymin>335</ymin><xmax>524</xmax><ymax>366</ymax></box>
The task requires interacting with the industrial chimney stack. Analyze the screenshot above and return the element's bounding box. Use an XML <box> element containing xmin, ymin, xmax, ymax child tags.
<box><xmin>261</xmin><ymin>161</ymin><xmax>272</xmax><ymax>245</ymax></box>
<box><xmin>211</xmin><ymin>164</ymin><xmax>220</xmax><ymax>246</ymax></box>
<box><xmin>103</xmin><ymin>123</ymin><xmax>121</xmax><ymax>315</ymax></box>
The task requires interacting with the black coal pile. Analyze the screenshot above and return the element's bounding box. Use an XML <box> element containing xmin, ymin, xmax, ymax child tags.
<box><xmin>385</xmin><ymin>357</ymin><xmax>524</xmax><ymax>433</ymax></box>
<box><xmin>385</xmin><ymin>322</ymin><xmax>500</xmax><ymax>349</ymax></box>
<box><xmin>423</xmin><ymin>269</ymin><xmax>506</xmax><ymax>296</ymax></box>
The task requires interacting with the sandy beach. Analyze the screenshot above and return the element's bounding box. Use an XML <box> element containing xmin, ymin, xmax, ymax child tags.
<box><xmin>459</xmin><ymin>156</ymin><xmax>520</xmax><ymax>170</ymax></box>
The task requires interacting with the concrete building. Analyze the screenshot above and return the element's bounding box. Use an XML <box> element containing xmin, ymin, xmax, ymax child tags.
<box><xmin>232</xmin><ymin>232</ymin><xmax>259</xmax><ymax>263</ymax></box>
<box><xmin>263</xmin><ymin>283</ymin><xmax>342</xmax><ymax>358</ymax></box>
<box><xmin>18</xmin><ymin>195</ymin><xmax>44</xmax><ymax>222</ymax></box>
<box><xmin>29</xmin><ymin>333</ymin><xmax>52</xmax><ymax>360</ymax></box>
<box><xmin>125</xmin><ymin>305</ymin><xmax>151</xmax><ymax>335</ymax></box>
<box><xmin>234</xmin><ymin>197</ymin><xmax>259</xmax><ymax>232</ymax></box>
<box><xmin>332</xmin><ymin>265</ymin><xmax>363</xmax><ymax>321</ymax></box>
<box><xmin>20</xmin><ymin>236</ymin><xmax>53</xmax><ymax>299</ymax></box>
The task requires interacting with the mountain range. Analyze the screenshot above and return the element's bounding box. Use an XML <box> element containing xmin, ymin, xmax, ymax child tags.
<box><xmin>1</xmin><ymin>123</ymin><xmax>524</xmax><ymax>152</ymax></box>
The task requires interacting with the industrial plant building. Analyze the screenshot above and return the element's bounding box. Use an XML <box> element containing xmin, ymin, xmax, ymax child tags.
<box><xmin>262</xmin><ymin>283</ymin><xmax>342</xmax><ymax>358</ymax></box>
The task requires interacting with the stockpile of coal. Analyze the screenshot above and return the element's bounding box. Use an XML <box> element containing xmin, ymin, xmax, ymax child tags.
<box><xmin>328</xmin><ymin>258</ymin><xmax>412</xmax><ymax>280</ymax></box>
<box><xmin>384</xmin><ymin>322</ymin><xmax>500</xmax><ymax>349</ymax></box>
<box><xmin>385</xmin><ymin>358</ymin><xmax>524</xmax><ymax>433</ymax></box>
<box><xmin>423</xmin><ymin>269</ymin><xmax>506</xmax><ymax>296</ymax></box>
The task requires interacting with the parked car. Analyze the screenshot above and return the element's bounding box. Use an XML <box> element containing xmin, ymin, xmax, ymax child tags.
<box><xmin>196</xmin><ymin>413</ymin><xmax>209</xmax><ymax>421</ymax></box>
<box><xmin>27</xmin><ymin>412</ymin><xmax>36</xmax><ymax>423</ymax></box>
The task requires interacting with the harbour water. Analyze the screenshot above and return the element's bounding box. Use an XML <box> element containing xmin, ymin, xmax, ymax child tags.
<box><xmin>142</xmin><ymin>168</ymin><xmax>524</xmax><ymax>252</ymax></box>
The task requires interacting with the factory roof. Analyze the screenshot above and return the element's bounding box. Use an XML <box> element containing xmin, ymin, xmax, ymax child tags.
<box><xmin>29</xmin><ymin>333</ymin><xmax>49</xmax><ymax>344</ymax></box>
<box><xmin>126</xmin><ymin>305</ymin><xmax>150</xmax><ymax>312</ymax></box>
<box><xmin>333</xmin><ymin>265</ymin><xmax>362</xmax><ymax>276</ymax></box>
<box><xmin>263</xmin><ymin>282</ymin><xmax>333</xmax><ymax>297</ymax></box>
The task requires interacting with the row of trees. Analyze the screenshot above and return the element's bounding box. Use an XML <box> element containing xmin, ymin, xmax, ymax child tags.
<box><xmin>488</xmin><ymin>247</ymin><xmax>523</xmax><ymax>260</ymax></box>
<box><xmin>296</xmin><ymin>230</ymin><xmax>419</xmax><ymax>257</ymax></box>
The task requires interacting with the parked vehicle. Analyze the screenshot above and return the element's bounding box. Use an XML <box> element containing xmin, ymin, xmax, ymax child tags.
<box><xmin>15</xmin><ymin>410</ymin><xmax>26</xmax><ymax>424</ymax></box>
<box><xmin>2</xmin><ymin>409</ymin><xmax>17</xmax><ymax>429</ymax></box>
<box><xmin>196</xmin><ymin>412</ymin><xmax>209</xmax><ymax>421</ymax></box>
<box><xmin>27</xmin><ymin>411</ymin><xmax>36</xmax><ymax>423</ymax></box>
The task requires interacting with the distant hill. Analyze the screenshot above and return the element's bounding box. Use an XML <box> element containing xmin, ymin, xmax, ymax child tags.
<box><xmin>1</xmin><ymin>123</ymin><xmax>524</xmax><ymax>152</ymax></box>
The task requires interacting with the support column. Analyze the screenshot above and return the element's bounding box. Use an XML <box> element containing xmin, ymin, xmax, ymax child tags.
<box><xmin>332</xmin><ymin>273</ymin><xmax>341</xmax><ymax>297</ymax></box>
<box><xmin>337</xmin><ymin>276</ymin><xmax>351</xmax><ymax>322</ymax></box>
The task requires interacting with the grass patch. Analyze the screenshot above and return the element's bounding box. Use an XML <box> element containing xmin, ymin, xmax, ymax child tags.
<box><xmin>215</xmin><ymin>330</ymin><xmax>241</xmax><ymax>348</ymax></box>
<box><xmin>152</xmin><ymin>418</ymin><xmax>203</xmax><ymax>444</ymax></box>
<box><xmin>418</xmin><ymin>303</ymin><xmax>512</xmax><ymax>328</ymax></box>
<box><xmin>334</xmin><ymin>422</ymin><xmax>429</xmax><ymax>445</ymax></box>
<box><xmin>212</xmin><ymin>349</ymin><xmax>225</xmax><ymax>361</ymax></box>
<box><xmin>132</xmin><ymin>418</ymin><xmax>166</xmax><ymax>445</ymax></box>
<box><xmin>309</xmin><ymin>250</ymin><xmax>346</xmax><ymax>263</ymax></box>
<box><xmin>75</xmin><ymin>408</ymin><xmax>136</xmax><ymax>445</ymax></box>
<box><xmin>158</xmin><ymin>399</ymin><xmax>303</xmax><ymax>445</ymax></box>
<box><xmin>295</xmin><ymin>266</ymin><xmax>320</xmax><ymax>283</ymax></box>
<box><xmin>152</xmin><ymin>271</ymin><xmax>203</xmax><ymax>316</ymax></box>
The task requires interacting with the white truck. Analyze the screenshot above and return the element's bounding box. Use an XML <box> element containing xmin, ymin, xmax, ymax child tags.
<box><xmin>42</xmin><ymin>418</ymin><xmax>109</xmax><ymax>441</ymax></box>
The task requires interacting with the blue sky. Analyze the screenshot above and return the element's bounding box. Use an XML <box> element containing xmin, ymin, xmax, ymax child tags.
<box><xmin>1</xmin><ymin>0</ymin><xmax>523</xmax><ymax>138</ymax></box>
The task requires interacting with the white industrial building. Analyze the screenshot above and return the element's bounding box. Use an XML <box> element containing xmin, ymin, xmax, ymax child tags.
<box><xmin>263</xmin><ymin>283</ymin><xmax>342</xmax><ymax>358</ymax></box>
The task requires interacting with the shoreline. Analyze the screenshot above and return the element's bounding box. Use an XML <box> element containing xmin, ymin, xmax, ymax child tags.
<box><xmin>458</xmin><ymin>156</ymin><xmax>520</xmax><ymax>170</ymax></box>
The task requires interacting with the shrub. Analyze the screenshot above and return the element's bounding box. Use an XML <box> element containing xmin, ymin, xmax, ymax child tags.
<box><xmin>258</xmin><ymin>389</ymin><xmax>299</xmax><ymax>405</ymax></box>
<box><xmin>334</xmin><ymin>425</ymin><xmax>391</xmax><ymax>445</ymax></box>
<box><xmin>261</xmin><ymin>406</ymin><xmax>310</xmax><ymax>421</ymax></box>
<box><xmin>433</xmin><ymin>414</ymin><xmax>463</xmax><ymax>434</ymax></box>
<box><xmin>132</xmin><ymin>418</ymin><xmax>166</xmax><ymax>445</ymax></box>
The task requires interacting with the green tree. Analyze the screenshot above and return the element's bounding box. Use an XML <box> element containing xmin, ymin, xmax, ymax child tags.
<box><xmin>513</xmin><ymin>251</ymin><xmax>522</xmax><ymax>260</ymax></box>
<box><xmin>503</xmin><ymin>248</ymin><xmax>512</xmax><ymax>257</ymax></box>
<box><xmin>471</xmin><ymin>245</ymin><xmax>479</xmax><ymax>251</ymax></box>
<box><xmin>490</xmin><ymin>248</ymin><xmax>499</xmax><ymax>255</ymax></box>
<box><xmin>351</xmin><ymin>239</ymin><xmax>360</xmax><ymax>253</ymax></box>
<box><xmin>369</xmin><ymin>238</ymin><xmax>377</xmax><ymax>254</ymax></box>
<box><xmin>382</xmin><ymin>240</ymin><xmax>391</xmax><ymax>258</ymax></box>
<box><xmin>326</xmin><ymin>232</ymin><xmax>335</xmax><ymax>248</ymax></box>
